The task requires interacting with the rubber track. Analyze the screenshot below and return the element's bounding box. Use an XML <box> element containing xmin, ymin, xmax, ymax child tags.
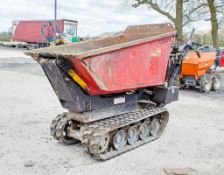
<box><xmin>83</xmin><ymin>107</ymin><xmax>169</xmax><ymax>160</ymax></box>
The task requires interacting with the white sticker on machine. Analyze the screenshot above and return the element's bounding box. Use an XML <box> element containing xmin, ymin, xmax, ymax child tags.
<box><xmin>114</xmin><ymin>97</ymin><xmax>125</xmax><ymax>104</ymax></box>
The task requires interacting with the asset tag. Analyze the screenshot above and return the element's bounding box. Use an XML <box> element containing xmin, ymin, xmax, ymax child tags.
<box><xmin>114</xmin><ymin>97</ymin><xmax>125</xmax><ymax>104</ymax></box>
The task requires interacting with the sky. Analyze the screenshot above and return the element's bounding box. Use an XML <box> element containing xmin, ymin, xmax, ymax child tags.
<box><xmin>0</xmin><ymin>0</ymin><xmax>211</xmax><ymax>37</ymax></box>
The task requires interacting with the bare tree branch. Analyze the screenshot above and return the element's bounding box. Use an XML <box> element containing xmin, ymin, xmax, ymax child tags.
<box><xmin>128</xmin><ymin>0</ymin><xmax>224</xmax><ymax>41</ymax></box>
<box><xmin>133</xmin><ymin>0</ymin><xmax>176</xmax><ymax>23</ymax></box>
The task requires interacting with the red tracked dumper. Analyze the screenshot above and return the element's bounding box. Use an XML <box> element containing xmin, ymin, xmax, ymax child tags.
<box><xmin>26</xmin><ymin>23</ymin><xmax>182</xmax><ymax>160</ymax></box>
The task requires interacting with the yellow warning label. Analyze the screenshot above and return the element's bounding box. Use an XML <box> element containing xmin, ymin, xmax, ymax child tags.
<box><xmin>68</xmin><ymin>69</ymin><xmax>87</xmax><ymax>89</ymax></box>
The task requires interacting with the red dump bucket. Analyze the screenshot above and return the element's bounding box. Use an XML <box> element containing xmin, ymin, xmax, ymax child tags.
<box><xmin>26</xmin><ymin>23</ymin><xmax>176</xmax><ymax>95</ymax></box>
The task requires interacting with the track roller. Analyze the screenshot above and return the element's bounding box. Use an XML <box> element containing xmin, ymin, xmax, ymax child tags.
<box><xmin>139</xmin><ymin>122</ymin><xmax>150</xmax><ymax>140</ymax></box>
<box><xmin>127</xmin><ymin>126</ymin><xmax>139</xmax><ymax>145</ymax></box>
<box><xmin>150</xmin><ymin>119</ymin><xmax>160</xmax><ymax>137</ymax></box>
<box><xmin>112</xmin><ymin>130</ymin><xmax>127</xmax><ymax>150</ymax></box>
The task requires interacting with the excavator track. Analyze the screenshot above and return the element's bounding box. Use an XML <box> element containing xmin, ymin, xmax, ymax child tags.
<box><xmin>82</xmin><ymin>107</ymin><xmax>169</xmax><ymax>160</ymax></box>
<box><xmin>50</xmin><ymin>113</ymin><xmax>79</xmax><ymax>144</ymax></box>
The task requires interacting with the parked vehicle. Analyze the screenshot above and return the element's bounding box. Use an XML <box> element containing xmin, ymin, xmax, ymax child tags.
<box><xmin>179</xmin><ymin>43</ymin><xmax>222</xmax><ymax>92</ymax></box>
<box><xmin>180</xmin><ymin>51</ymin><xmax>222</xmax><ymax>92</ymax></box>
<box><xmin>12</xmin><ymin>19</ymin><xmax>78</xmax><ymax>49</ymax></box>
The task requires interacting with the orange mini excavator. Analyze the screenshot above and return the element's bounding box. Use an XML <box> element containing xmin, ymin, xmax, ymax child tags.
<box><xmin>180</xmin><ymin>51</ymin><xmax>222</xmax><ymax>92</ymax></box>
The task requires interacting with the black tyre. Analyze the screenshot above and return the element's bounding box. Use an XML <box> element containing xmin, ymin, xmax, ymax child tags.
<box><xmin>199</xmin><ymin>74</ymin><xmax>212</xmax><ymax>93</ymax></box>
<box><xmin>212</xmin><ymin>75</ymin><xmax>222</xmax><ymax>91</ymax></box>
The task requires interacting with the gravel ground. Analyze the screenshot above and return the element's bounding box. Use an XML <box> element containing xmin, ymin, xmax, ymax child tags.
<box><xmin>0</xmin><ymin>47</ymin><xmax>224</xmax><ymax>175</ymax></box>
